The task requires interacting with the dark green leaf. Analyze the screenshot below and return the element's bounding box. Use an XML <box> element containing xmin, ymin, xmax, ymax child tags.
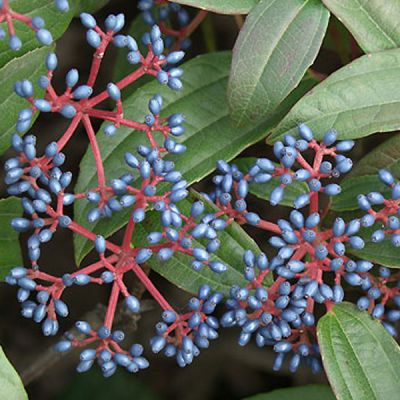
<box><xmin>317</xmin><ymin>302</ymin><xmax>400</xmax><ymax>400</ymax></box>
<box><xmin>0</xmin><ymin>0</ymin><xmax>73</xmax><ymax>67</ymax></box>
<box><xmin>322</xmin><ymin>0</ymin><xmax>400</xmax><ymax>53</ymax></box>
<box><xmin>74</xmin><ymin>52</ymin><xmax>317</xmax><ymax>264</ymax></box>
<box><xmin>0</xmin><ymin>197</ymin><xmax>23</xmax><ymax>279</ymax></box>
<box><xmin>350</xmin><ymin>234</ymin><xmax>400</xmax><ymax>269</ymax></box>
<box><xmin>348</xmin><ymin>134</ymin><xmax>400</xmax><ymax>178</ymax></box>
<box><xmin>0</xmin><ymin>46</ymin><xmax>48</xmax><ymax>156</ymax></box>
<box><xmin>269</xmin><ymin>48</ymin><xmax>400</xmax><ymax>143</ymax></box>
<box><xmin>173</xmin><ymin>0</ymin><xmax>258</xmax><ymax>14</ymax></box>
<box><xmin>73</xmin><ymin>0</ymin><xmax>110</xmax><ymax>15</ymax></box>
<box><xmin>331</xmin><ymin>176</ymin><xmax>384</xmax><ymax>212</ymax></box>
<box><xmin>244</xmin><ymin>385</ymin><xmax>335</xmax><ymax>400</ymax></box>
<box><xmin>0</xmin><ymin>347</ymin><xmax>27</xmax><ymax>400</ymax></box>
<box><xmin>228</xmin><ymin>0</ymin><xmax>329</xmax><ymax>126</ymax></box>
<box><xmin>133</xmin><ymin>192</ymin><xmax>264</xmax><ymax>295</ymax></box>
<box><xmin>234</xmin><ymin>158</ymin><xmax>308</xmax><ymax>207</ymax></box>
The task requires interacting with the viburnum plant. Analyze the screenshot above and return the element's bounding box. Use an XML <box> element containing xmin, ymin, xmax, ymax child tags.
<box><xmin>1</xmin><ymin>1</ymin><xmax>400</xmax><ymax>399</ymax></box>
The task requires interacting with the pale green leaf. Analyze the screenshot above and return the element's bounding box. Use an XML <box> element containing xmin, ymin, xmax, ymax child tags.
<box><xmin>270</xmin><ymin>49</ymin><xmax>400</xmax><ymax>143</ymax></box>
<box><xmin>228</xmin><ymin>0</ymin><xmax>329</xmax><ymax>126</ymax></box>
<box><xmin>322</xmin><ymin>0</ymin><xmax>400</xmax><ymax>53</ymax></box>
<box><xmin>317</xmin><ymin>303</ymin><xmax>400</xmax><ymax>400</ymax></box>
<box><xmin>0</xmin><ymin>347</ymin><xmax>27</xmax><ymax>400</ymax></box>
<box><xmin>173</xmin><ymin>0</ymin><xmax>258</xmax><ymax>14</ymax></box>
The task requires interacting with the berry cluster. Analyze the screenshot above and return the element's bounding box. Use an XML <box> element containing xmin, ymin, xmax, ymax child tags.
<box><xmin>4</xmin><ymin>6</ymin><xmax>400</xmax><ymax>379</ymax></box>
<box><xmin>0</xmin><ymin>0</ymin><xmax>54</xmax><ymax>50</ymax></box>
<box><xmin>150</xmin><ymin>285</ymin><xmax>222</xmax><ymax>367</ymax></box>
<box><xmin>55</xmin><ymin>324</ymin><xmax>149</xmax><ymax>376</ymax></box>
<box><xmin>221</xmin><ymin>251</ymin><xmax>322</xmax><ymax>373</ymax></box>
<box><xmin>207</xmin><ymin>125</ymin><xmax>399</xmax><ymax>372</ymax></box>
<box><xmin>4</xmin><ymin>12</ymin><xmax>228</xmax><ymax>377</ymax></box>
<box><xmin>138</xmin><ymin>0</ymin><xmax>207</xmax><ymax>51</ymax></box>
<box><xmin>355</xmin><ymin>169</ymin><xmax>400</xmax><ymax>334</ymax></box>
<box><xmin>358</xmin><ymin>169</ymin><xmax>400</xmax><ymax>246</ymax></box>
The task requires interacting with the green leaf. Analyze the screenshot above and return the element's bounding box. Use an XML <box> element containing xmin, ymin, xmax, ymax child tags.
<box><xmin>0</xmin><ymin>347</ymin><xmax>27</xmax><ymax>400</ymax></box>
<box><xmin>350</xmin><ymin>236</ymin><xmax>400</xmax><ymax>269</ymax></box>
<box><xmin>317</xmin><ymin>302</ymin><xmax>400</xmax><ymax>400</ymax></box>
<box><xmin>244</xmin><ymin>385</ymin><xmax>335</xmax><ymax>400</ymax></box>
<box><xmin>133</xmin><ymin>192</ymin><xmax>265</xmax><ymax>295</ymax></box>
<box><xmin>228</xmin><ymin>0</ymin><xmax>329</xmax><ymax>127</ymax></box>
<box><xmin>234</xmin><ymin>158</ymin><xmax>308</xmax><ymax>207</ymax></box>
<box><xmin>173</xmin><ymin>0</ymin><xmax>259</xmax><ymax>14</ymax></box>
<box><xmin>73</xmin><ymin>52</ymin><xmax>318</xmax><ymax>264</ymax></box>
<box><xmin>73</xmin><ymin>0</ymin><xmax>110</xmax><ymax>15</ymax></box>
<box><xmin>0</xmin><ymin>0</ymin><xmax>73</xmax><ymax>67</ymax></box>
<box><xmin>0</xmin><ymin>46</ymin><xmax>49</xmax><ymax>156</ymax></box>
<box><xmin>348</xmin><ymin>134</ymin><xmax>400</xmax><ymax>178</ymax></box>
<box><xmin>0</xmin><ymin>197</ymin><xmax>23</xmax><ymax>279</ymax></box>
<box><xmin>269</xmin><ymin>48</ymin><xmax>400</xmax><ymax>144</ymax></box>
<box><xmin>331</xmin><ymin>176</ymin><xmax>384</xmax><ymax>212</ymax></box>
<box><xmin>322</xmin><ymin>0</ymin><xmax>400</xmax><ymax>53</ymax></box>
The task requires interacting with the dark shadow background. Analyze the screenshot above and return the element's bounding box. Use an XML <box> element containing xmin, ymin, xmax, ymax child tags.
<box><xmin>0</xmin><ymin>1</ymin><xmax>393</xmax><ymax>399</ymax></box>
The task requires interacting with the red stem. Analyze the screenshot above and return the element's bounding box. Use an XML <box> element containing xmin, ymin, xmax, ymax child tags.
<box><xmin>68</xmin><ymin>221</ymin><xmax>121</xmax><ymax>254</ymax></box>
<box><xmin>56</xmin><ymin>115</ymin><xmax>82</xmax><ymax>151</ymax></box>
<box><xmin>256</xmin><ymin>219</ymin><xmax>282</xmax><ymax>234</ymax></box>
<box><xmin>129</xmin><ymin>261</ymin><xmax>173</xmax><ymax>311</ymax></box>
<box><xmin>104</xmin><ymin>281</ymin><xmax>120</xmax><ymax>329</ymax></box>
<box><xmin>82</xmin><ymin>115</ymin><xmax>106</xmax><ymax>189</ymax></box>
<box><xmin>88</xmin><ymin>67</ymin><xmax>146</xmax><ymax>108</ymax></box>
<box><xmin>87</xmin><ymin>33</ymin><xmax>112</xmax><ymax>87</ymax></box>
